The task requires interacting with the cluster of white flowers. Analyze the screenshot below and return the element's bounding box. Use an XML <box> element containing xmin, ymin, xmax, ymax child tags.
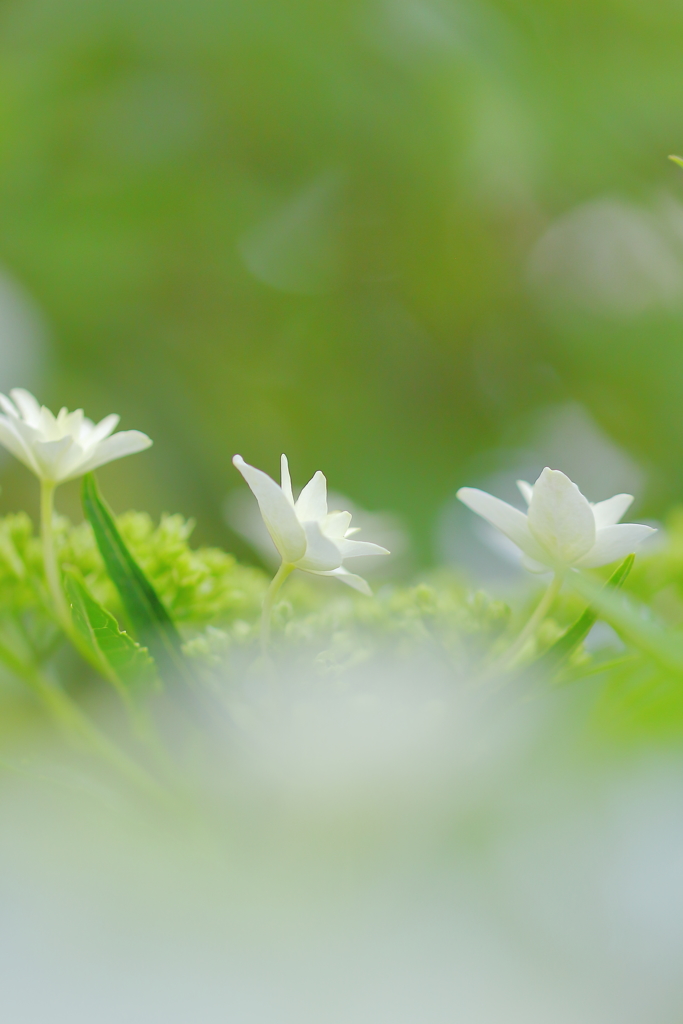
<box><xmin>0</xmin><ymin>388</ymin><xmax>391</xmax><ymax>601</ymax></box>
<box><xmin>0</xmin><ymin>389</ymin><xmax>656</xmax><ymax>639</ymax></box>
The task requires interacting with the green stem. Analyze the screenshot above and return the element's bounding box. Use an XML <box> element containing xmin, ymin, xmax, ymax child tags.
<box><xmin>499</xmin><ymin>573</ymin><xmax>564</xmax><ymax>670</ymax></box>
<box><xmin>261</xmin><ymin>562</ymin><xmax>294</xmax><ymax>651</ymax></box>
<box><xmin>40</xmin><ymin>480</ymin><xmax>71</xmax><ymax>631</ymax></box>
<box><xmin>0</xmin><ymin>637</ymin><xmax>163</xmax><ymax>799</ymax></box>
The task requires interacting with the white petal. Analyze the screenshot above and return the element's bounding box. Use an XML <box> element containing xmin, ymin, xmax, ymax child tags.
<box><xmin>338</xmin><ymin>538</ymin><xmax>390</xmax><ymax>558</ymax></box>
<box><xmin>9</xmin><ymin>388</ymin><xmax>41</xmax><ymax>425</ymax></box>
<box><xmin>86</xmin><ymin>413</ymin><xmax>120</xmax><ymax>447</ymax></box>
<box><xmin>295</xmin><ymin>470</ymin><xmax>328</xmax><ymax>521</ymax></box>
<box><xmin>516</xmin><ymin>480</ymin><xmax>534</xmax><ymax>506</ymax></box>
<box><xmin>0</xmin><ymin>393</ymin><xmax>19</xmax><ymax>418</ymax></box>
<box><xmin>456</xmin><ymin>487</ymin><xmax>548</xmax><ymax>563</ymax></box>
<box><xmin>34</xmin><ymin>436</ymin><xmax>76</xmax><ymax>479</ymax></box>
<box><xmin>309</xmin><ymin>566</ymin><xmax>372</xmax><ymax>595</ymax></box>
<box><xmin>295</xmin><ymin>520</ymin><xmax>343</xmax><ymax>572</ymax></box>
<box><xmin>38</xmin><ymin>405</ymin><xmax>59</xmax><ymax>438</ymax></box>
<box><xmin>321</xmin><ymin>510</ymin><xmax>352</xmax><ymax>539</ymax></box>
<box><xmin>521</xmin><ymin>555</ymin><xmax>552</xmax><ymax>573</ymax></box>
<box><xmin>591</xmin><ymin>493</ymin><xmax>634</xmax><ymax>530</ymax></box>
<box><xmin>59</xmin><ymin>408</ymin><xmax>84</xmax><ymax>437</ymax></box>
<box><xmin>0</xmin><ymin>418</ymin><xmax>40</xmax><ymax>474</ymax></box>
<box><xmin>527</xmin><ymin>468</ymin><xmax>595</xmax><ymax>565</ymax></box>
<box><xmin>58</xmin><ymin>442</ymin><xmax>91</xmax><ymax>479</ymax></box>
<box><xmin>574</xmin><ymin>523</ymin><xmax>657</xmax><ymax>568</ymax></box>
<box><xmin>13</xmin><ymin>419</ymin><xmax>44</xmax><ymax>449</ymax></box>
<box><xmin>280</xmin><ymin>454</ymin><xmax>294</xmax><ymax>505</ymax></box>
<box><xmin>67</xmin><ymin>430</ymin><xmax>152</xmax><ymax>478</ymax></box>
<box><xmin>232</xmin><ymin>455</ymin><xmax>306</xmax><ymax>563</ymax></box>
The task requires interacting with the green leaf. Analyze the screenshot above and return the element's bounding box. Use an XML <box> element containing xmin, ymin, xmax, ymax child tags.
<box><xmin>64</xmin><ymin>568</ymin><xmax>156</xmax><ymax>687</ymax></box>
<box><xmin>81</xmin><ymin>473</ymin><xmax>189</xmax><ymax>682</ymax></box>
<box><xmin>567</xmin><ymin>569</ymin><xmax>683</xmax><ymax>673</ymax></box>
<box><xmin>670</xmin><ymin>155</ymin><xmax>683</xmax><ymax>171</ymax></box>
<box><xmin>536</xmin><ymin>555</ymin><xmax>635</xmax><ymax>675</ymax></box>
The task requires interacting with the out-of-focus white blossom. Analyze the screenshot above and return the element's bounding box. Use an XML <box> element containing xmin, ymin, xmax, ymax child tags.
<box><xmin>458</xmin><ymin>467</ymin><xmax>655</xmax><ymax>573</ymax></box>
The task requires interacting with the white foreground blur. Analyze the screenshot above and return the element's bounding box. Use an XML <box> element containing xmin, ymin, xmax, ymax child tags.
<box><xmin>0</xmin><ymin>652</ymin><xmax>682</xmax><ymax>1023</ymax></box>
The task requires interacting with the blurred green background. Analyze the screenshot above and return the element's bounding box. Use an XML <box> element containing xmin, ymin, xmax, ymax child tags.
<box><xmin>0</xmin><ymin>0</ymin><xmax>682</xmax><ymax>563</ymax></box>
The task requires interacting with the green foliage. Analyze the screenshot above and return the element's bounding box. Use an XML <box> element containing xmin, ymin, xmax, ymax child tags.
<box><xmin>64</xmin><ymin>569</ymin><xmax>156</xmax><ymax>689</ymax></box>
<box><xmin>536</xmin><ymin>555</ymin><xmax>634</xmax><ymax>675</ymax></box>
<box><xmin>82</xmin><ymin>473</ymin><xmax>187</xmax><ymax>680</ymax></box>
<box><xmin>115</xmin><ymin>513</ymin><xmax>267</xmax><ymax>625</ymax></box>
<box><xmin>0</xmin><ymin>504</ymin><xmax>267</xmax><ymax>707</ymax></box>
<box><xmin>627</xmin><ymin>508</ymin><xmax>683</xmax><ymax>617</ymax></box>
<box><xmin>3</xmin><ymin>496</ymin><xmax>683</xmax><ymax>771</ymax></box>
<box><xmin>184</xmin><ymin>575</ymin><xmax>512</xmax><ymax>674</ymax></box>
<box><xmin>60</xmin><ymin>510</ymin><xmax>266</xmax><ymax>627</ymax></box>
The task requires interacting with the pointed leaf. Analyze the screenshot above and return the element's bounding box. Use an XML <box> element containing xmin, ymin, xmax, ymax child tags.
<box><xmin>568</xmin><ymin>570</ymin><xmax>683</xmax><ymax>672</ymax></box>
<box><xmin>64</xmin><ymin>569</ymin><xmax>156</xmax><ymax>687</ymax></box>
<box><xmin>82</xmin><ymin>473</ymin><xmax>189</xmax><ymax>682</ymax></box>
<box><xmin>535</xmin><ymin>555</ymin><xmax>635</xmax><ymax>675</ymax></box>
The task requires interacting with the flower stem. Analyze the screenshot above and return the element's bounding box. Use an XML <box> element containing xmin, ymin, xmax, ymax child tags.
<box><xmin>500</xmin><ymin>573</ymin><xmax>564</xmax><ymax>669</ymax></box>
<box><xmin>261</xmin><ymin>562</ymin><xmax>294</xmax><ymax>651</ymax></box>
<box><xmin>40</xmin><ymin>480</ymin><xmax>71</xmax><ymax>631</ymax></box>
<box><xmin>0</xmin><ymin>636</ymin><xmax>164</xmax><ymax>799</ymax></box>
<box><xmin>41</xmin><ymin>480</ymin><xmax>97</xmax><ymax>656</ymax></box>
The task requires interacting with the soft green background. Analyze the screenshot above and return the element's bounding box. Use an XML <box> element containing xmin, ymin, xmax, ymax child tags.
<box><xmin>0</xmin><ymin>0</ymin><xmax>681</xmax><ymax>562</ymax></box>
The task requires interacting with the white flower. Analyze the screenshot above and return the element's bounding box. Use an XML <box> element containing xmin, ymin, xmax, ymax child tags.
<box><xmin>0</xmin><ymin>388</ymin><xmax>152</xmax><ymax>484</ymax></box>
<box><xmin>457</xmin><ymin>467</ymin><xmax>655</xmax><ymax>573</ymax></box>
<box><xmin>232</xmin><ymin>454</ymin><xmax>389</xmax><ymax>594</ymax></box>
